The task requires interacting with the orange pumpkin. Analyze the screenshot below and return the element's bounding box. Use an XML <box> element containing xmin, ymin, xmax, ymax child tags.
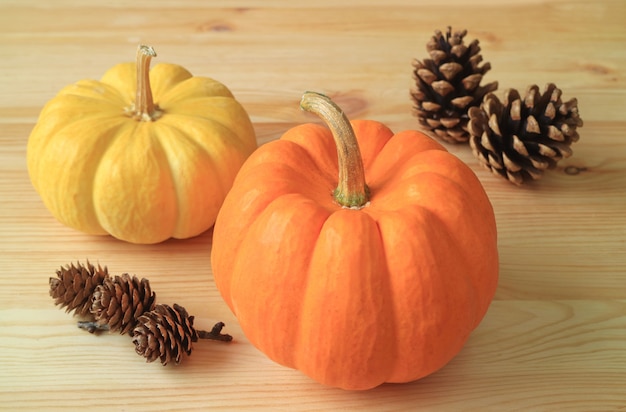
<box><xmin>211</xmin><ymin>92</ymin><xmax>499</xmax><ymax>390</ymax></box>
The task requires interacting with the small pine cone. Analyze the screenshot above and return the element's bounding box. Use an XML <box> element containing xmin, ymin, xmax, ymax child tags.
<box><xmin>468</xmin><ymin>83</ymin><xmax>583</xmax><ymax>185</ymax></box>
<box><xmin>411</xmin><ymin>27</ymin><xmax>498</xmax><ymax>144</ymax></box>
<box><xmin>49</xmin><ymin>261</ymin><xmax>109</xmax><ymax>317</ymax></box>
<box><xmin>132</xmin><ymin>303</ymin><xmax>198</xmax><ymax>366</ymax></box>
<box><xmin>91</xmin><ymin>273</ymin><xmax>156</xmax><ymax>335</ymax></box>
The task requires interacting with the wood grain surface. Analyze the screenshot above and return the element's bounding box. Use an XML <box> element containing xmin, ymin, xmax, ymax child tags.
<box><xmin>1</xmin><ymin>0</ymin><xmax>625</xmax><ymax>410</ymax></box>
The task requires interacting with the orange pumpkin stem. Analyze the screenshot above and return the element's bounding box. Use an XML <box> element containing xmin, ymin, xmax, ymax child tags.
<box><xmin>130</xmin><ymin>45</ymin><xmax>162</xmax><ymax>121</ymax></box>
<box><xmin>300</xmin><ymin>92</ymin><xmax>370</xmax><ymax>208</ymax></box>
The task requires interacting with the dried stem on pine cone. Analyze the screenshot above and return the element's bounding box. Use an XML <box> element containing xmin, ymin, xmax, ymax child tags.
<box><xmin>198</xmin><ymin>322</ymin><xmax>233</xmax><ymax>342</ymax></box>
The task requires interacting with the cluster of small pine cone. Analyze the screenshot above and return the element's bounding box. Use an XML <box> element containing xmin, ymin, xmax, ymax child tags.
<box><xmin>411</xmin><ymin>27</ymin><xmax>583</xmax><ymax>185</ymax></box>
<box><xmin>49</xmin><ymin>261</ymin><xmax>232</xmax><ymax>365</ymax></box>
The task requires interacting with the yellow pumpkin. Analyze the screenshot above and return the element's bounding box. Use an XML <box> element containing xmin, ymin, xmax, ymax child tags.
<box><xmin>27</xmin><ymin>45</ymin><xmax>257</xmax><ymax>244</ymax></box>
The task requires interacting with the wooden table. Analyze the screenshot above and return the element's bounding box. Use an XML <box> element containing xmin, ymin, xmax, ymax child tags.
<box><xmin>1</xmin><ymin>1</ymin><xmax>625</xmax><ymax>410</ymax></box>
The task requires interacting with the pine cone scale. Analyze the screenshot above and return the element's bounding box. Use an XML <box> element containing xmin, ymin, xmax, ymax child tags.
<box><xmin>503</xmin><ymin>153</ymin><xmax>522</xmax><ymax>172</ymax></box>
<box><xmin>488</xmin><ymin>113</ymin><xmax>502</xmax><ymax>137</ymax></box>
<box><xmin>450</xmin><ymin>96</ymin><xmax>474</xmax><ymax>109</ymax></box>
<box><xmin>451</xmin><ymin>44</ymin><xmax>467</xmax><ymax>58</ymax></box>
<box><xmin>560</xmin><ymin>98</ymin><xmax>579</xmax><ymax>115</ymax></box>
<box><xmin>538</xmin><ymin>144</ymin><xmax>558</xmax><ymax>158</ymax></box>
<box><xmin>544</xmin><ymin>102</ymin><xmax>557</xmax><ymax>119</ymax></box>
<box><xmin>428</xmin><ymin>50</ymin><xmax>447</xmax><ymax>63</ymax></box>
<box><xmin>432</xmin><ymin>80</ymin><xmax>455</xmax><ymax>97</ymax></box>
<box><xmin>421</xmin><ymin>101</ymin><xmax>442</xmax><ymax>112</ymax></box>
<box><xmin>512</xmin><ymin>135</ymin><xmax>529</xmax><ymax>156</ymax></box>
<box><xmin>530</xmin><ymin>156</ymin><xmax>550</xmax><ymax>169</ymax></box>
<box><xmin>417</xmin><ymin>68</ymin><xmax>437</xmax><ymax>84</ymax></box>
<box><xmin>461</xmin><ymin>73</ymin><xmax>482</xmax><ymax>91</ymax></box>
<box><xmin>108</xmin><ymin>309</ymin><xmax>122</xmax><ymax>330</ymax></box>
<box><xmin>426</xmin><ymin>118</ymin><xmax>441</xmax><ymax>128</ymax></box>
<box><xmin>439</xmin><ymin>62</ymin><xmax>463</xmax><ymax>80</ymax></box>
<box><xmin>440</xmin><ymin>117</ymin><xmax>461</xmax><ymax>128</ymax></box>
<box><xmin>444</xmin><ymin>127</ymin><xmax>467</xmax><ymax>140</ymax></box>
<box><xmin>526</xmin><ymin>115</ymin><xmax>541</xmax><ymax>134</ymax></box>
<box><xmin>547</xmin><ymin>125</ymin><xmax>564</xmax><ymax>141</ymax></box>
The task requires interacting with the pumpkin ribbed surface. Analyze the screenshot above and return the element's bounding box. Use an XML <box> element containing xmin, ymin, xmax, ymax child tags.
<box><xmin>27</xmin><ymin>59</ymin><xmax>256</xmax><ymax>244</ymax></box>
<box><xmin>211</xmin><ymin>116</ymin><xmax>498</xmax><ymax>390</ymax></box>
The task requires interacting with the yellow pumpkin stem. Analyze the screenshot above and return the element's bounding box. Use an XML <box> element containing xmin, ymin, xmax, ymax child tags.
<box><xmin>129</xmin><ymin>45</ymin><xmax>162</xmax><ymax>121</ymax></box>
<box><xmin>300</xmin><ymin>92</ymin><xmax>370</xmax><ymax>209</ymax></box>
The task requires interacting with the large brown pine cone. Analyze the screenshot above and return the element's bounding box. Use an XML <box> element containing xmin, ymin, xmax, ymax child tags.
<box><xmin>90</xmin><ymin>273</ymin><xmax>156</xmax><ymax>335</ymax></box>
<box><xmin>467</xmin><ymin>83</ymin><xmax>583</xmax><ymax>185</ymax></box>
<box><xmin>49</xmin><ymin>261</ymin><xmax>109</xmax><ymax>317</ymax></box>
<box><xmin>131</xmin><ymin>303</ymin><xmax>198</xmax><ymax>366</ymax></box>
<box><xmin>411</xmin><ymin>27</ymin><xmax>498</xmax><ymax>143</ymax></box>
